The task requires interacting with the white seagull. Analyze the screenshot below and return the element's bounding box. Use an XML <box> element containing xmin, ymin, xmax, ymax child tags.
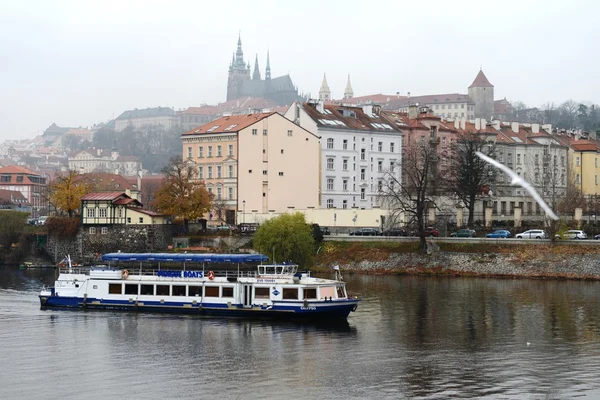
<box><xmin>475</xmin><ymin>151</ymin><xmax>559</xmax><ymax>220</ymax></box>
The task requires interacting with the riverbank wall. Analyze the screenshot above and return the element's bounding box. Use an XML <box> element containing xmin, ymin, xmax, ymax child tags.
<box><xmin>314</xmin><ymin>241</ymin><xmax>600</xmax><ymax>280</ymax></box>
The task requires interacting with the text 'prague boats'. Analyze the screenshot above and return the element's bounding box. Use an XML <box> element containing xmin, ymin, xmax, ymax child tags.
<box><xmin>39</xmin><ymin>253</ymin><xmax>360</xmax><ymax>320</ymax></box>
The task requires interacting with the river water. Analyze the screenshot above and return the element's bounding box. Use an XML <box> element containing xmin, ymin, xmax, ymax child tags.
<box><xmin>1</xmin><ymin>266</ymin><xmax>600</xmax><ymax>399</ymax></box>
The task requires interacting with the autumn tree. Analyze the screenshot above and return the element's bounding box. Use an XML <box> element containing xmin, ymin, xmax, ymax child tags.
<box><xmin>253</xmin><ymin>213</ymin><xmax>315</xmax><ymax>267</ymax></box>
<box><xmin>151</xmin><ymin>156</ymin><xmax>211</xmax><ymax>233</ymax></box>
<box><xmin>48</xmin><ymin>170</ymin><xmax>90</xmax><ymax>217</ymax></box>
<box><xmin>446</xmin><ymin>132</ymin><xmax>496</xmax><ymax>227</ymax></box>
<box><xmin>381</xmin><ymin>141</ymin><xmax>438</xmax><ymax>254</ymax></box>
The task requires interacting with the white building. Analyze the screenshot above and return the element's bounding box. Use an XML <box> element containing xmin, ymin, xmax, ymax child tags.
<box><xmin>68</xmin><ymin>149</ymin><xmax>142</xmax><ymax>176</ymax></box>
<box><xmin>114</xmin><ymin>107</ymin><xmax>179</xmax><ymax>132</ymax></box>
<box><xmin>285</xmin><ymin>101</ymin><xmax>402</xmax><ymax>210</ymax></box>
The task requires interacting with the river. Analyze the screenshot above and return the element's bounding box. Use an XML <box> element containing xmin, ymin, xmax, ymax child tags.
<box><xmin>1</xmin><ymin>266</ymin><xmax>599</xmax><ymax>399</ymax></box>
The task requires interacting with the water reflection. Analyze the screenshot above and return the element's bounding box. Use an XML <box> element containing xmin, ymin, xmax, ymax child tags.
<box><xmin>1</xmin><ymin>268</ymin><xmax>600</xmax><ymax>398</ymax></box>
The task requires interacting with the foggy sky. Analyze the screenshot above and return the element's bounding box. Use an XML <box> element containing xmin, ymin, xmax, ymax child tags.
<box><xmin>1</xmin><ymin>0</ymin><xmax>598</xmax><ymax>141</ymax></box>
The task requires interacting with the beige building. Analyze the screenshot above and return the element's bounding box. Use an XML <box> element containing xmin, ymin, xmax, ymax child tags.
<box><xmin>181</xmin><ymin>112</ymin><xmax>320</xmax><ymax>225</ymax></box>
<box><xmin>80</xmin><ymin>192</ymin><xmax>167</xmax><ymax>229</ymax></box>
<box><xmin>384</xmin><ymin>93</ymin><xmax>475</xmax><ymax>120</ymax></box>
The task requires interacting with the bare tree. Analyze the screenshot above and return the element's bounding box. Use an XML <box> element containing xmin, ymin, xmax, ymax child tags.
<box><xmin>445</xmin><ymin>131</ymin><xmax>496</xmax><ymax>227</ymax></box>
<box><xmin>381</xmin><ymin>141</ymin><xmax>438</xmax><ymax>253</ymax></box>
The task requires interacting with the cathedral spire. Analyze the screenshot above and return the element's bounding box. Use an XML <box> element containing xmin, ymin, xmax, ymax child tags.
<box><xmin>234</xmin><ymin>33</ymin><xmax>245</xmax><ymax>68</ymax></box>
<box><xmin>253</xmin><ymin>54</ymin><xmax>261</xmax><ymax>80</ymax></box>
<box><xmin>265</xmin><ymin>50</ymin><xmax>271</xmax><ymax>80</ymax></box>
<box><xmin>344</xmin><ymin>74</ymin><xmax>354</xmax><ymax>99</ymax></box>
<box><xmin>319</xmin><ymin>73</ymin><xmax>331</xmax><ymax>101</ymax></box>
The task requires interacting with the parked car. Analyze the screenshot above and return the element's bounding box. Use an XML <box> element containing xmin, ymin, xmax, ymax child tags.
<box><xmin>486</xmin><ymin>229</ymin><xmax>512</xmax><ymax>238</ymax></box>
<box><xmin>36</xmin><ymin>216</ymin><xmax>48</xmax><ymax>225</ymax></box>
<box><xmin>320</xmin><ymin>227</ymin><xmax>331</xmax><ymax>235</ymax></box>
<box><xmin>382</xmin><ymin>227</ymin><xmax>408</xmax><ymax>236</ymax></box>
<box><xmin>555</xmin><ymin>230</ymin><xmax>587</xmax><ymax>240</ymax></box>
<box><xmin>451</xmin><ymin>229</ymin><xmax>477</xmax><ymax>238</ymax></box>
<box><xmin>350</xmin><ymin>228</ymin><xmax>380</xmax><ymax>236</ymax></box>
<box><xmin>594</xmin><ymin>233</ymin><xmax>600</xmax><ymax>240</ymax></box>
<box><xmin>27</xmin><ymin>218</ymin><xmax>38</xmax><ymax>225</ymax></box>
<box><xmin>515</xmin><ymin>229</ymin><xmax>547</xmax><ymax>239</ymax></box>
<box><xmin>424</xmin><ymin>227</ymin><xmax>440</xmax><ymax>237</ymax></box>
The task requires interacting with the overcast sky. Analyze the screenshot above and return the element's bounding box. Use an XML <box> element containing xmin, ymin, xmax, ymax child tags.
<box><xmin>1</xmin><ymin>0</ymin><xmax>598</xmax><ymax>141</ymax></box>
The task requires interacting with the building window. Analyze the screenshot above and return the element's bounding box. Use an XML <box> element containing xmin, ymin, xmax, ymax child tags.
<box><xmin>287</xmin><ymin>130</ymin><xmax>293</xmax><ymax>136</ymax></box>
<box><xmin>263</xmin><ymin>129</ymin><xmax>268</xmax><ymax>135</ymax></box>
<box><xmin>187</xmin><ymin>147</ymin><xmax>192</xmax><ymax>158</ymax></box>
<box><xmin>343</xmin><ymin>139</ymin><xmax>348</xmax><ymax>150</ymax></box>
<box><xmin>517</xmin><ymin>154</ymin><xmax>521</xmax><ymax>165</ymax></box>
<box><xmin>89</xmin><ymin>227</ymin><xmax>96</xmax><ymax>234</ymax></box>
<box><xmin>576</xmin><ymin>157</ymin><xmax>581</xmax><ymax>166</ymax></box>
<box><xmin>342</xmin><ymin>159</ymin><xmax>348</xmax><ymax>170</ymax></box>
<box><xmin>199</xmin><ymin>146</ymin><xmax>204</xmax><ymax>158</ymax></box>
<box><xmin>139</xmin><ymin>217</ymin><xmax>144</xmax><ymax>223</ymax></box>
<box><xmin>327</xmin><ymin>138</ymin><xmax>334</xmax><ymax>149</ymax></box>
<box><xmin>360</xmin><ymin>188</ymin><xmax>365</xmax><ymax>200</ymax></box>
<box><xmin>99</xmin><ymin>208</ymin><xmax>107</xmax><ymax>218</ymax></box>
<box><xmin>101</xmin><ymin>227</ymin><xmax>108</xmax><ymax>235</ymax></box>
<box><xmin>217</xmin><ymin>187</ymin><xmax>222</xmax><ymax>199</ymax></box>
<box><xmin>596</xmin><ymin>175</ymin><xmax>598</xmax><ymax>185</ymax></box>
<box><xmin>360</xmin><ymin>168</ymin><xmax>365</xmax><ymax>180</ymax></box>
<box><xmin>326</xmin><ymin>199</ymin><xmax>334</xmax><ymax>209</ymax></box>
<box><xmin>87</xmin><ymin>208</ymin><xmax>95</xmax><ymax>218</ymax></box>
<box><xmin>217</xmin><ymin>166</ymin><xmax>222</xmax><ymax>178</ymax></box>
<box><xmin>378</xmin><ymin>180</ymin><xmax>383</xmax><ymax>192</ymax></box>
<box><xmin>127</xmin><ymin>217</ymin><xmax>131</xmax><ymax>223</ymax></box>
<box><xmin>228</xmin><ymin>144</ymin><xmax>234</xmax><ymax>156</ymax></box>
<box><xmin>199</xmin><ymin>166</ymin><xmax>204</xmax><ymax>179</ymax></box>
<box><xmin>378</xmin><ymin>142</ymin><xmax>383</xmax><ymax>152</ymax></box>
<box><xmin>208</xmin><ymin>166</ymin><xmax>213</xmax><ymax>179</ymax></box>
<box><xmin>327</xmin><ymin>178</ymin><xmax>334</xmax><ymax>190</ymax></box>
<box><xmin>343</xmin><ymin>179</ymin><xmax>348</xmax><ymax>191</ymax></box>
<box><xmin>228</xmin><ymin>165</ymin><xmax>233</xmax><ymax>178</ymax></box>
<box><xmin>208</xmin><ymin>146</ymin><xmax>213</xmax><ymax>157</ymax></box>
<box><xmin>378</xmin><ymin>161</ymin><xmax>383</xmax><ymax>172</ymax></box>
<box><xmin>228</xmin><ymin>187</ymin><xmax>233</xmax><ymax>200</ymax></box>
<box><xmin>217</xmin><ymin>145</ymin><xmax>222</xmax><ymax>157</ymax></box>
<box><xmin>342</xmin><ymin>200</ymin><xmax>347</xmax><ymax>209</ymax></box>
<box><xmin>252</xmin><ymin>129</ymin><xmax>258</xmax><ymax>135</ymax></box>
<box><xmin>360</xmin><ymin>148</ymin><xmax>365</xmax><ymax>160</ymax></box>
<box><xmin>577</xmin><ymin>174</ymin><xmax>581</xmax><ymax>184</ymax></box>
<box><xmin>279</xmin><ymin>172</ymin><xmax>284</xmax><ymax>176</ymax></box>
<box><xmin>327</xmin><ymin>158</ymin><xmax>334</xmax><ymax>170</ymax></box>
<box><xmin>390</xmin><ymin>161</ymin><xmax>395</xmax><ymax>172</ymax></box>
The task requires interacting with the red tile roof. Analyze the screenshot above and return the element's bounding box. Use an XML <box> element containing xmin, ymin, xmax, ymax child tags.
<box><xmin>181</xmin><ymin>97</ymin><xmax>280</xmax><ymax>116</ymax></box>
<box><xmin>302</xmin><ymin>103</ymin><xmax>401</xmax><ymax>132</ymax></box>
<box><xmin>383</xmin><ymin>93</ymin><xmax>474</xmax><ymax>110</ymax></box>
<box><xmin>0</xmin><ymin>165</ymin><xmax>36</xmax><ymax>175</ymax></box>
<box><xmin>80</xmin><ymin>192</ymin><xmax>128</xmax><ymax>201</ymax></box>
<box><xmin>182</xmin><ymin>112</ymin><xmax>276</xmax><ymax>135</ymax></box>
<box><xmin>570</xmin><ymin>140</ymin><xmax>600</xmax><ymax>152</ymax></box>
<box><xmin>469</xmin><ymin>70</ymin><xmax>494</xmax><ymax>88</ymax></box>
<box><xmin>332</xmin><ymin>94</ymin><xmax>400</xmax><ymax>105</ymax></box>
<box><xmin>135</xmin><ymin>209</ymin><xmax>164</xmax><ymax>217</ymax></box>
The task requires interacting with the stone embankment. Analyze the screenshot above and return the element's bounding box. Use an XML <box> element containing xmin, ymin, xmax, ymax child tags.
<box><xmin>314</xmin><ymin>241</ymin><xmax>600</xmax><ymax>280</ymax></box>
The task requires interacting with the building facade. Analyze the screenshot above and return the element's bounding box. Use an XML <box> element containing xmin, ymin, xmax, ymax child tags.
<box><xmin>0</xmin><ymin>166</ymin><xmax>48</xmax><ymax>216</ymax></box>
<box><xmin>114</xmin><ymin>107</ymin><xmax>179</xmax><ymax>132</ymax></box>
<box><xmin>468</xmin><ymin>69</ymin><xmax>495</xmax><ymax>120</ymax></box>
<box><xmin>384</xmin><ymin>93</ymin><xmax>475</xmax><ymax>120</ymax></box>
<box><xmin>80</xmin><ymin>192</ymin><xmax>166</xmax><ymax>229</ymax></box>
<box><xmin>68</xmin><ymin>149</ymin><xmax>142</xmax><ymax>176</ymax></box>
<box><xmin>181</xmin><ymin>112</ymin><xmax>320</xmax><ymax>224</ymax></box>
<box><xmin>286</xmin><ymin>101</ymin><xmax>403</xmax><ymax>210</ymax></box>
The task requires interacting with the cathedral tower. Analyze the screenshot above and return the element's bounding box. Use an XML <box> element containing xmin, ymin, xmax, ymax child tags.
<box><xmin>319</xmin><ymin>74</ymin><xmax>331</xmax><ymax>101</ymax></box>
<box><xmin>344</xmin><ymin>74</ymin><xmax>354</xmax><ymax>99</ymax></box>
<box><xmin>468</xmin><ymin>69</ymin><xmax>494</xmax><ymax>119</ymax></box>
<box><xmin>227</xmin><ymin>34</ymin><xmax>251</xmax><ymax>101</ymax></box>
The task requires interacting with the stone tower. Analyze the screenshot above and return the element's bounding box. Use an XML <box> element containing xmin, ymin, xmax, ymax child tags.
<box><xmin>226</xmin><ymin>34</ymin><xmax>251</xmax><ymax>101</ymax></box>
<box><xmin>319</xmin><ymin>74</ymin><xmax>331</xmax><ymax>101</ymax></box>
<box><xmin>252</xmin><ymin>54</ymin><xmax>261</xmax><ymax>80</ymax></box>
<box><xmin>468</xmin><ymin>69</ymin><xmax>494</xmax><ymax>119</ymax></box>
<box><xmin>343</xmin><ymin>74</ymin><xmax>354</xmax><ymax>99</ymax></box>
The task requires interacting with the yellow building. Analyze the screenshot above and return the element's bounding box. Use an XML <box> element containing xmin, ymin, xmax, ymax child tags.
<box><xmin>570</xmin><ymin>141</ymin><xmax>600</xmax><ymax>196</ymax></box>
<box><xmin>80</xmin><ymin>192</ymin><xmax>167</xmax><ymax>229</ymax></box>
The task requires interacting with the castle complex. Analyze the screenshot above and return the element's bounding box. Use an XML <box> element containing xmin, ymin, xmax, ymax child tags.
<box><xmin>226</xmin><ymin>35</ymin><xmax>301</xmax><ymax>106</ymax></box>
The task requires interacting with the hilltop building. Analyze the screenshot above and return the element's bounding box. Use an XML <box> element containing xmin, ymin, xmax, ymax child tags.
<box><xmin>114</xmin><ymin>107</ymin><xmax>179</xmax><ymax>132</ymax></box>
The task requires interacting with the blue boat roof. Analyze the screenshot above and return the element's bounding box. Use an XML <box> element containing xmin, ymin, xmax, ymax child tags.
<box><xmin>101</xmin><ymin>253</ymin><xmax>269</xmax><ymax>263</ymax></box>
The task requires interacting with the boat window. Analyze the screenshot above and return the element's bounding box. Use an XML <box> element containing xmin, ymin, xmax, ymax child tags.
<box><xmin>222</xmin><ymin>287</ymin><xmax>234</xmax><ymax>297</ymax></box>
<box><xmin>254</xmin><ymin>287</ymin><xmax>270</xmax><ymax>298</ymax></box>
<box><xmin>108</xmin><ymin>283</ymin><xmax>122</xmax><ymax>294</ymax></box>
<box><xmin>337</xmin><ymin>286</ymin><xmax>346</xmax><ymax>298</ymax></box>
<box><xmin>125</xmin><ymin>284</ymin><xmax>139</xmax><ymax>295</ymax></box>
<box><xmin>282</xmin><ymin>288</ymin><xmax>298</xmax><ymax>300</ymax></box>
<box><xmin>205</xmin><ymin>286</ymin><xmax>219</xmax><ymax>297</ymax></box>
<box><xmin>188</xmin><ymin>286</ymin><xmax>202</xmax><ymax>297</ymax></box>
<box><xmin>140</xmin><ymin>284</ymin><xmax>154</xmax><ymax>295</ymax></box>
<box><xmin>156</xmin><ymin>285</ymin><xmax>169</xmax><ymax>296</ymax></box>
<box><xmin>303</xmin><ymin>288</ymin><xmax>317</xmax><ymax>299</ymax></box>
<box><xmin>172</xmin><ymin>285</ymin><xmax>186</xmax><ymax>296</ymax></box>
<box><xmin>320</xmin><ymin>286</ymin><xmax>335</xmax><ymax>299</ymax></box>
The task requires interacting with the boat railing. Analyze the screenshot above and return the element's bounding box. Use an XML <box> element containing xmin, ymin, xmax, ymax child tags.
<box><xmin>58</xmin><ymin>267</ymin><xmax>272</xmax><ymax>279</ymax></box>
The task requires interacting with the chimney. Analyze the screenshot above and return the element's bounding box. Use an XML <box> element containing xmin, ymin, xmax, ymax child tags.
<box><xmin>373</xmin><ymin>104</ymin><xmax>381</xmax><ymax>115</ymax></box>
<box><xmin>362</xmin><ymin>104</ymin><xmax>373</xmax><ymax>117</ymax></box>
<box><xmin>460</xmin><ymin>117</ymin><xmax>466</xmax><ymax>130</ymax></box>
<box><xmin>532</xmin><ymin>123</ymin><xmax>540</xmax><ymax>134</ymax></box>
<box><xmin>542</xmin><ymin>124</ymin><xmax>552</xmax><ymax>133</ymax></box>
<box><xmin>454</xmin><ymin>119</ymin><xmax>459</xmax><ymax>129</ymax></box>
<box><xmin>511</xmin><ymin>122</ymin><xmax>519</xmax><ymax>133</ymax></box>
<box><xmin>475</xmin><ymin>118</ymin><xmax>481</xmax><ymax>130</ymax></box>
<box><xmin>137</xmin><ymin>170</ymin><xmax>142</xmax><ymax>193</ymax></box>
<box><xmin>408</xmin><ymin>105</ymin><xmax>418</xmax><ymax>120</ymax></box>
<box><xmin>492</xmin><ymin>120</ymin><xmax>501</xmax><ymax>130</ymax></box>
<box><xmin>316</xmin><ymin>100</ymin><xmax>324</xmax><ymax>114</ymax></box>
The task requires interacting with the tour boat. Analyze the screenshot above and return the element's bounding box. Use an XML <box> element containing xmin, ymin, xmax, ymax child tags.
<box><xmin>39</xmin><ymin>253</ymin><xmax>360</xmax><ymax>320</ymax></box>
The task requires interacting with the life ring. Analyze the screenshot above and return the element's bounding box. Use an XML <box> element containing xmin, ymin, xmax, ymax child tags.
<box><xmin>207</xmin><ymin>270</ymin><xmax>215</xmax><ymax>280</ymax></box>
<box><xmin>122</xmin><ymin>269</ymin><xmax>129</xmax><ymax>279</ymax></box>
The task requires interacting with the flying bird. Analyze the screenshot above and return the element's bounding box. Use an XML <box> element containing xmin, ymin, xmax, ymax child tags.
<box><xmin>475</xmin><ymin>151</ymin><xmax>559</xmax><ymax>220</ymax></box>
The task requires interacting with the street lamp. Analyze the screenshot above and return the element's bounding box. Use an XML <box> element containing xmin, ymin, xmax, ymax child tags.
<box><xmin>243</xmin><ymin>200</ymin><xmax>246</xmax><ymax>224</ymax></box>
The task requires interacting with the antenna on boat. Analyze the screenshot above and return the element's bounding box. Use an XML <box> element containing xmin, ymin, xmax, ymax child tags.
<box><xmin>333</xmin><ymin>265</ymin><xmax>343</xmax><ymax>282</ymax></box>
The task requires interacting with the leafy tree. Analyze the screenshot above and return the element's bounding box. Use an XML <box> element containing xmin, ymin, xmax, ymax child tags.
<box><xmin>151</xmin><ymin>156</ymin><xmax>211</xmax><ymax>233</ymax></box>
<box><xmin>0</xmin><ymin>211</ymin><xmax>28</xmax><ymax>251</ymax></box>
<box><xmin>253</xmin><ymin>213</ymin><xmax>315</xmax><ymax>267</ymax></box>
<box><xmin>48</xmin><ymin>170</ymin><xmax>90</xmax><ymax>217</ymax></box>
<box><xmin>381</xmin><ymin>141</ymin><xmax>438</xmax><ymax>254</ymax></box>
<box><xmin>446</xmin><ymin>132</ymin><xmax>496</xmax><ymax>227</ymax></box>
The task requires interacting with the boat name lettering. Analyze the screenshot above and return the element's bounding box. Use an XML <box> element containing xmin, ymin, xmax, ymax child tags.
<box><xmin>257</xmin><ymin>279</ymin><xmax>275</xmax><ymax>283</ymax></box>
<box><xmin>300</xmin><ymin>306</ymin><xmax>317</xmax><ymax>311</ymax></box>
<box><xmin>157</xmin><ymin>271</ymin><xmax>204</xmax><ymax>278</ymax></box>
